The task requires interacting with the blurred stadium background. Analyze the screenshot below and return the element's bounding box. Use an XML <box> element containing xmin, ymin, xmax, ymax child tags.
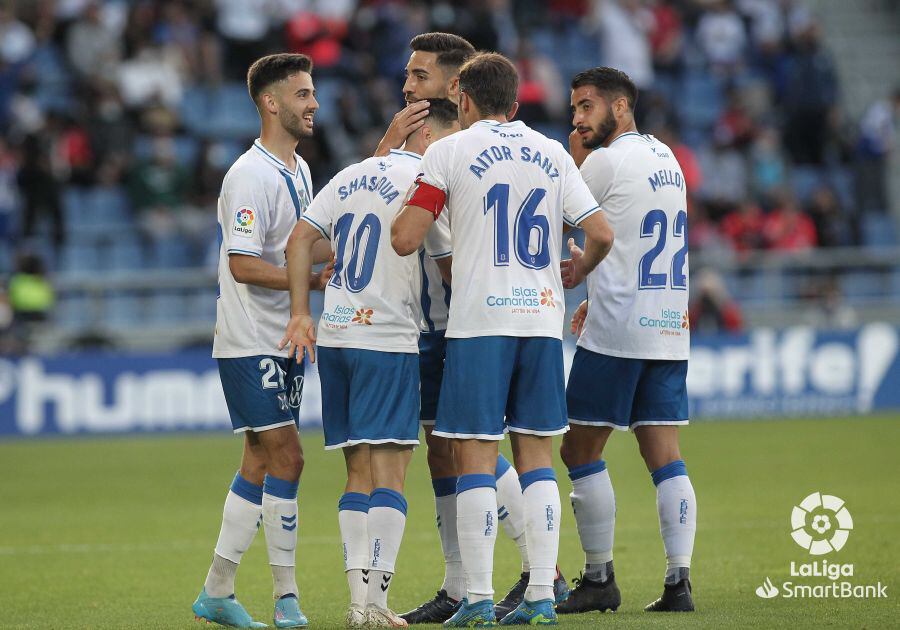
<box><xmin>1</xmin><ymin>1</ymin><xmax>899</xmax><ymax>628</ymax></box>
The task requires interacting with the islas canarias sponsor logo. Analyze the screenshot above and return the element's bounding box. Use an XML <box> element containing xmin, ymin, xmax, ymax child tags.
<box><xmin>486</xmin><ymin>286</ymin><xmax>555</xmax><ymax>310</ymax></box>
<box><xmin>639</xmin><ymin>309</ymin><xmax>688</xmax><ymax>334</ymax></box>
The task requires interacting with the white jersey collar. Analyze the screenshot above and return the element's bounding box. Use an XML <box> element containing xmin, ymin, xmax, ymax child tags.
<box><xmin>253</xmin><ymin>139</ymin><xmax>302</xmax><ymax>177</ymax></box>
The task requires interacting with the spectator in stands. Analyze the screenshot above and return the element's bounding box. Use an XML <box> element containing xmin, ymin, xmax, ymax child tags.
<box><xmin>721</xmin><ymin>200</ymin><xmax>766</xmax><ymax>253</ymax></box>
<box><xmin>0</xmin><ymin>2</ymin><xmax>36</xmax><ymax>65</ymax></box>
<box><xmin>695</xmin><ymin>0</ymin><xmax>747</xmax><ymax>75</ymax></box>
<box><xmin>807</xmin><ymin>186</ymin><xmax>854</xmax><ymax>248</ymax></box>
<box><xmin>657</xmin><ymin>125</ymin><xmax>703</xmax><ymax>191</ymax></box>
<box><xmin>595</xmin><ymin>0</ymin><xmax>654</xmax><ymax>90</ymax></box>
<box><xmin>7</xmin><ymin>253</ymin><xmax>54</xmax><ymax>324</ymax></box>
<box><xmin>514</xmin><ymin>39</ymin><xmax>566</xmax><ymax>124</ymax></box>
<box><xmin>0</xmin><ymin>138</ymin><xmax>17</xmax><ymax>269</ymax></box>
<box><xmin>855</xmin><ymin>89</ymin><xmax>899</xmax><ymax>214</ymax></box>
<box><xmin>648</xmin><ymin>0</ymin><xmax>683</xmax><ymax>75</ymax></box>
<box><xmin>714</xmin><ymin>87</ymin><xmax>757</xmax><ymax>150</ymax></box>
<box><xmin>749</xmin><ymin>125</ymin><xmax>787</xmax><ymax>196</ymax></box>
<box><xmin>689</xmin><ymin>268</ymin><xmax>743</xmax><ymax>333</ymax></box>
<box><xmin>763</xmin><ymin>193</ymin><xmax>818</xmax><ymax>251</ymax></box>
<box><xmin>17</xmin><ymin>134</ymin><xmax>64</xmax><ymax>250</ymax></box>
<box><xmin>66</xmin><ymin>1</ymin><xmax>122</xmax><ymax>83</ymax></box>
<box><xmin>214</xmin><ymin>0</ymin><xmax>278</xmax><ymax>79</ymax></box>
<box><xmin>803</xmin><ymin>277</ymin><xmax>858</xmax><ymax>330</ymax></box>
<box><xmin>117</xmin><ymin>43</ymin><xmax>184</xmax><ymax>109</ymax></box>
<box><xmin>782</xmin><ymin>21</ymin><xmax>838</xmax><ymax>165</ymax></box>
<box><xmin>127</xmin><ymin>135</ymin><xmax>189</xmax><ymax>230</ymax></box>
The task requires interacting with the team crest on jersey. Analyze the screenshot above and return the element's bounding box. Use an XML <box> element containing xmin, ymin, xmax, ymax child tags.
<box><xmin>352</xmin><ymin>308</ymin><xmax>374</xmax><ymax>325</ymax></box>
<box><xmin>233</xmin><ymin>207</ymin><xmax>255</xmax><ymax>236</ymax></box>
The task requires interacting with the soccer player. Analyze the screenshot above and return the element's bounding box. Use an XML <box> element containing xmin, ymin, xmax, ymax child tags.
<box><xmin>280</xmin><ymin>99</ymin><xmax>461</xmax><ymax>628</ymax></box>
<box><xmin>391</xmin><ymin>53</ymin><xmax>614</xmax><ymax>626</ymax></box>
<box><xmin>376</xmin><ymin>33</ymin><xmax>567</xmax><ymax>623</ymax></box>
<box><xmin>555</xmin><ymin>67</ymin><xmax>697</xmax><ymax>615</ymax></box>
<box><xmin>193</xmin><ymin>53</ymin><xmax>331</xmax><ymax>629</ymax></box>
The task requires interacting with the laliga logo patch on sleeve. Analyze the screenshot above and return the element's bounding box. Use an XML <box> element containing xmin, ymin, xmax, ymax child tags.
<box><xmin>233</xmin><ymin>207</ymin><xmax>255</xmax><ymax>236</ymax></box>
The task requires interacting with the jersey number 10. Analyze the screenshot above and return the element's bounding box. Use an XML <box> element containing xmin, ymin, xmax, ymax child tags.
<box><xmin>639</xmin><ymin>209</ymin><xmax>688</xmax><ymax>290</ymax></box>
<box><xmin>328</xmin><ymin>212</ymin><xmax>381</xmax><ymax>293</ymax></box>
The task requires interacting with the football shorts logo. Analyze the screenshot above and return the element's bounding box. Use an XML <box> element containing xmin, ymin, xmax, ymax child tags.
<box><xmin>233</xmin><ymin>207</ymin><xmax>255</xmax><ymax>236</ymax></box>
<box><xmin>352</xmin><ymin>308</ymin><xmax>374</xmax><ymax>325</ymax></box>
<box><xmin>288</xmin><ymin>375</ymin><xmax>304</xmax><ymax>408</ymax></box>
<box><xmin>790</xmin><ymin>492</ymin><xmax>853</xmax><ymax>555</ymax></box>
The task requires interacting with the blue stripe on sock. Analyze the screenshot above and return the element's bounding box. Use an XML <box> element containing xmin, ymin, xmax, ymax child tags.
<box><xmin>519</xmin><ymin>467</ymin><xmax>556</xmax><ymax>491</ymax></box>
<box><xmin>495</xmin><ymin>453</ymin><xmax>512</xmax><ymax>478</ymax></box>
<box><xmin>264</xmin><ymin>474</ymin><xmax>299</xmax><ymax>500</ymax></box>
<box><xmin>230</xmin><ymin>472</ymin><xmax>263</xmax><ymax>505</ymax></box>
<box><xmin>651</xmin><ymin>460</ymin><xmax>688</xmax><ymax>486</ymax></box>
<box><xmin>432</xmin><ymin>476</ymin><xmax>458</xmax><ymax>498</ymax></box>
<box><xmin>338</xmin><ymin>492</ymin><xmax>370</xmax><ymax>513</ymax></box>
<box><xmin>370</xmin><ymin>488</ymin><xmax>408</xmax><ymax>515</ymax></box>
<box><xmin>456</xmin><ymin>474</ymin><xmax>496</xmax><ymax>495</ymax></box>
<box><xmin>567</xmin><ymin>459</ymin><xmax>607</xmax><ymax>481</ymax></box>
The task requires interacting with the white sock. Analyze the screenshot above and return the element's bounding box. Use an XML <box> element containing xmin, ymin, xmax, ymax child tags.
<box><xmin>205</xmin><ymin>473</ymin><xmax>263</xmax><ymax>597</ymax></box>
<box><xmin>367</xmin><ymin>488</ymin><xmax>408</xmax><ymax>608</ymax></box>
<box><xmin>519</xmin><ymin>469</ymin><xmax>560</xmax><ymax>602</ymax></box>
<box><xmin>456</xmin><ymin>475</ymin><xmax>498</xmax><ymax>604</ymax></box>
<box><xmin>567</xmin><ymin>460</ymin><xmax>615</xmax><ymax>582</ymax></box>
<box><xmin>433</xmin><ymin>478</ymin><xmax>465</xmax><ymax>601</ymax></box>
<box><xmin>495</xmin><ymin>455</ymin><xmax>529</xmax><ymax>572</ymax></box>
<box><xmin>262</xmin><ymin>475</ymin><xmax>299</xmax><ymax>598</ymax></box>
<box><xmin>652</xmin><ymin>460</ymin><xmax>696</xmax><ymax>584</ymax></box>
<box><xmin>339</xmin><ymin>492</ymin><xmax>370</xmax><ymax>607</ymax></box>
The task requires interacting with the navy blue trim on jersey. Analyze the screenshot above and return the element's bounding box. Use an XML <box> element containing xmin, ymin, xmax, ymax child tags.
<box><xmin>302</xmin><ymin>215</ymin><xmax>329</xmax><ymax>240</ymax></box>
<box><xmin>227</xmin><ymin>248</ymin><xmax>261</xmax><ymax>257</ymax></box>
<box><xmin>280</xmin><ymin>171</ymin><xmax>304</xmax><ymax>220</ymax></box>
<box><xmin>254</xmin><ymin>139</ymin><xmax>302</xmax><ymax>178</ymax></box>
<box><xmin>419</xmin><ymin>250</ymin><xmax>435</xmax><ymax>333</ymax></box>
<box><xmin>442</xmin><ymin>280</ymin><xmax>450</xmax><ymax>308</ymax></box>
<box><xmin>430</xmin><ymin>250</ymin><xmax>452</xmax><ymax>259</ymax></box>
<box><xmin>570</xmin><ymin>205</ymin><xmax>601</xmax><ymax>225</ymax></box>
<box><xmin>609</xmin><ymin>131</ymin><xmax>645</xmax><ymax>147</ymax></box>
<box><xmin>390</xmin><ymin>149</ymin><xmax>422</xmax><ymax>160</ymax></box>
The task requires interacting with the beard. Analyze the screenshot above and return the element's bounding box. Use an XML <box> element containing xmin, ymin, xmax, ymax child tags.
<box><xmin>279</xmin><ymin>108</ymin><xmax>310</xmax><ymax>140</ymax></box>
<box><xmin>582</xmin><ymin>105</ymin><xmax>617</xmax><ymax>149</ymax></box>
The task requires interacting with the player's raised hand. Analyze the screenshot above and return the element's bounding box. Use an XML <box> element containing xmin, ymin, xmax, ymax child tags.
<box><xmin>375</xmin><ymin>101</ymin><xmax>431</xmax><ymax>156</ymax></box>
<box><xmin>560</xmin><ymin>237</ymin><xmax>587</xmax><ymax>289</ymax></box>
<box><xmin>280</xmin><ymin>314</ymin><xmax>317</xmax><ymax>364</ymax></box>
<box><xmin>568</xmin><ymin>128</ymin><xmax>591</xmax><ymax>169</ymax></box>
<box><xmin>571</xmin><ymin>299</ymin><xmax>588</xmax><ymax>336</ymax></box>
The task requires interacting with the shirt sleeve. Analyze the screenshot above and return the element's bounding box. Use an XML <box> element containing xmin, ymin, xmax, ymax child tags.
<box><xmin>561</xmin><ymin>151</ymin><xmax>603</xmax><ymax>227</ymax></box>
<box><xmin>417</xmin><ymin>137</ymin><xmax>454</xmax><ymax>197</ymax></box>
<box><xmin>301</xmin><ymin>178</ymin><xmax>336</xmax><ymax>240</ymax></box>
<box><xmin>424</xmin><ymin>209</ymin><xmax>452</xmax><ymax>259</ymax></box>
<box><xmin>222</xmin><ymin>170</ymin><xmax>270</xmax><ymax>257</ymax></box>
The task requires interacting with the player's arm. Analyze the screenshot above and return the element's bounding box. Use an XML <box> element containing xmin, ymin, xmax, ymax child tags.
<box><xmin>280</xmin><ymin>220</ymin><xmax>322</xmax><ymax>363</ymax></box>
<box><xmin>229</xmin><ymin>254</ymin><xmax>289</xmax><ymax>290</ymax></box>
<box><xmin>561</xmin><ymin>213</ymin><xmax>614</xmax><ymax>289</ymax></box>
<box><xmin>435</xmin><ymin>256</ymin><xmax>452</xmax><ymax>285</ymax></box>
<box><xmin>374</xmin><ymin>101</ymin><xmax>430</xmax><ymax>157</ymax></box>
<box><xmin>391</xmin><ymin>203</ymin><xmax>435</xmax><ymax>256</ymax></box>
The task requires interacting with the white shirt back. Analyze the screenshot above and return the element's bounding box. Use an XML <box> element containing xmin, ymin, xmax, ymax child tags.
<box><xmin>418</xmin><ymin>120</ymin><xmax>601</xmax><ymax>339</ymax></box>
<box><xmin>213</xmin><ymin>140</ymin><xmax>313</xmax><ymax>358</ymax></box>
<box><xmin>302</xmin><ymin>151</ymin><xmax>421</xmax><ymax>353</ymax></box>
<box><xmin>578</xmin><ymin>132</ymin><xmax>690</xmax><ymax>360</ymax></box>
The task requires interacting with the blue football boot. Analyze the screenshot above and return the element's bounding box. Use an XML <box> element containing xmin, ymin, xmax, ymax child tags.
<box><xmin>443</xmin><ymin>598</ymin><xmax>497</xmax><ymax>627</ymax></box>
<box><xmin>499</xmin><ymin>599</ymin><xmax>558</xmax><ymax>625</ymax></box>
<box><xmin>274</xmin><ymin>594</ymin><xmax>308</xmax><ymax>628</ymax></box>
<box><xmin>192</xmin><ymin>588</ymin><xmax>268</xmax><ymax>628</ymax></box>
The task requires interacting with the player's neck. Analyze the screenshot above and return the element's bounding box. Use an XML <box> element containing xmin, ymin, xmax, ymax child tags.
<box><xmin>258</xmin><ymin>129</ymin><xmax>299</xmax><ymax>172</ymax></box>
<box><xmin>603</xmin><ymin>120</ymin><xmax>639</xmax><ymax>148</ymax></box>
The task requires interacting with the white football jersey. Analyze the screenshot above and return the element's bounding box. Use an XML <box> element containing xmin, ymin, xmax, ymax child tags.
<box><xmin>578</xmin><ymin>132</ymin><xmax>690</xmax><ymax>360</ymax></box>
<box><xmin>302</xmin><ymin>150</ymin><xmax>421</xmax><ymax>353</ymax></box>
<box><xmin>417</xmin><ymin>120</ymin><xmax>601</xmax><ymax>339</ymax></box>
<box><xmin>419</xmin><ymin>211</ymin><xmax>451</xmax><ymax>333</ymax></box>
<box><xmin>214</xmin><ymin>140</ymin><xmax>313</xmax><ymax>358</ymax></box>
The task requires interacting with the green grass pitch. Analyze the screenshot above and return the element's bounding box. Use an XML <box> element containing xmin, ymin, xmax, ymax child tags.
<box><xmin>1</xmin><ymin>416</ymin><xmax>898</xmax><ymax>629</ymax></box>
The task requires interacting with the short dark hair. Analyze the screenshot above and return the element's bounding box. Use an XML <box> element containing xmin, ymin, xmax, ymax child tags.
<box><xmin>410</xmin><ymin>32</ymin><xmax>475</xmax><ymax>72</ymax></box>
<box><xmin>458</xmin><ymin>52</ymin><xmax>519</xmax><ymax>117</ymax></box>
<box><xmin>423</xmin><ymin>98</ymin><xmax>459</xmax><ymax>128</ymax></box>
<box><xmin>247</xmin><ymin>53</ymin><xmax>313</xmax><ymax>104</ymax></box>
<box><xmin>571</xmin><ymin>67</ymin><xmax>638</xmax><ymax>111</ymax></box>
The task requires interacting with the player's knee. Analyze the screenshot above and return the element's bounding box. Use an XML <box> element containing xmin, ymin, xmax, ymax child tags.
<box><xmin>240</xmin><ymin>460</ymin><xmax>267</xmax><ymax>486</ymax></box>
<box><xmin>560</xmin><ymin>435</ymin><xmax>589</xmax><ymax>469</ymax></box>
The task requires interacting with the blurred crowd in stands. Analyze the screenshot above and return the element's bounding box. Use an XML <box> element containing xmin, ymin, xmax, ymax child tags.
<box><xmin>0</xmin><ymin>0</ymin><xmax>898</xmax><ymax>342</ymax></box>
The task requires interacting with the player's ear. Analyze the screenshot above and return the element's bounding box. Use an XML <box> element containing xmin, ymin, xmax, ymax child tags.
<box><xmin>261</xmin><ymin>92</ymin><xmax>278</xmax><ymax>116</ymax></box>
<box><xmin>506</xmin><ymin>102</ymin><xmax>519</xmax><ymax>121</ymax></box>
<box><xmin>448</xmin><ymin>76</ymin><xmax>460</xmax><ymax>98</ymax></box>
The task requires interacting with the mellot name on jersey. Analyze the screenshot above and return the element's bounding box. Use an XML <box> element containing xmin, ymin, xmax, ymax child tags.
<box><xmin>647</xmin><ymin>168</ymin><xmax>685</xmax><ymax>193</ymax></box>
<box><xmin>468</xmin><ymin>145</ymin><xmax>560</xmax><ymax>180</ymax></box>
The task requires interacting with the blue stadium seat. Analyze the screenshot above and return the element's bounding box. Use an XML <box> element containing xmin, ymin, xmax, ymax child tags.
<box><xmin>148</xmin><ymin>293</ymin><xmax>188</xmax><ymax>324</ymax></box>
<box><xmin>790</xmin><ymin>166</ymin><xmax>824</xmax><ymax>204</ymax></box>
<box><xmin>189</xmin><ymin>289</ymin><xmax>219</xmax><ymax>323</ymax></box>
<box><xmin>678</xmin><ymin>73</ymin><xmax>723</xmax><ymax>131</ymax></box>
<box><xmin>206</xmin><ymin>83</ymin><xmax>260</xmax><ymax>139</ymax></box>
<box><xmin>133</xmin><ymin>135</ymin><xmax>200</xmax><ymax>168</ymax></box>
<box><xmin>84</xmin><ymin>187</ymin><xmax>131</xmax><ymax>224</ymax></box>
<box><xmin>862</xmin><ymin>214</ymin><xmax>897</xmax><ymax>247</ymax></box>
<box><xmin>107</xmin><ymin>235</ymin><xmax>144</xmax><ymax>271</ymax></box>
<box><xmin>105</xmin><ymin>293</ymin><xmax>143</xmax><ymax>326</ymax></box>
<box><xmin>148</xmin><ymin>234</ymin><xmax>193</xmax><ymax>268</ymax></box>
<box><xmin>839</xmin><ymin>272</ymin><xmax>884</xmax><ymax>299</ymax></box>
<box><xmin>59</xmin><ymin>242</ymin><xmax>100</xmax><ymax>273</ymax></box>
<box><xmin>55</xmin><ymin>294</ymin><xmax>93</xmax><ymax>328</ymax></box>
